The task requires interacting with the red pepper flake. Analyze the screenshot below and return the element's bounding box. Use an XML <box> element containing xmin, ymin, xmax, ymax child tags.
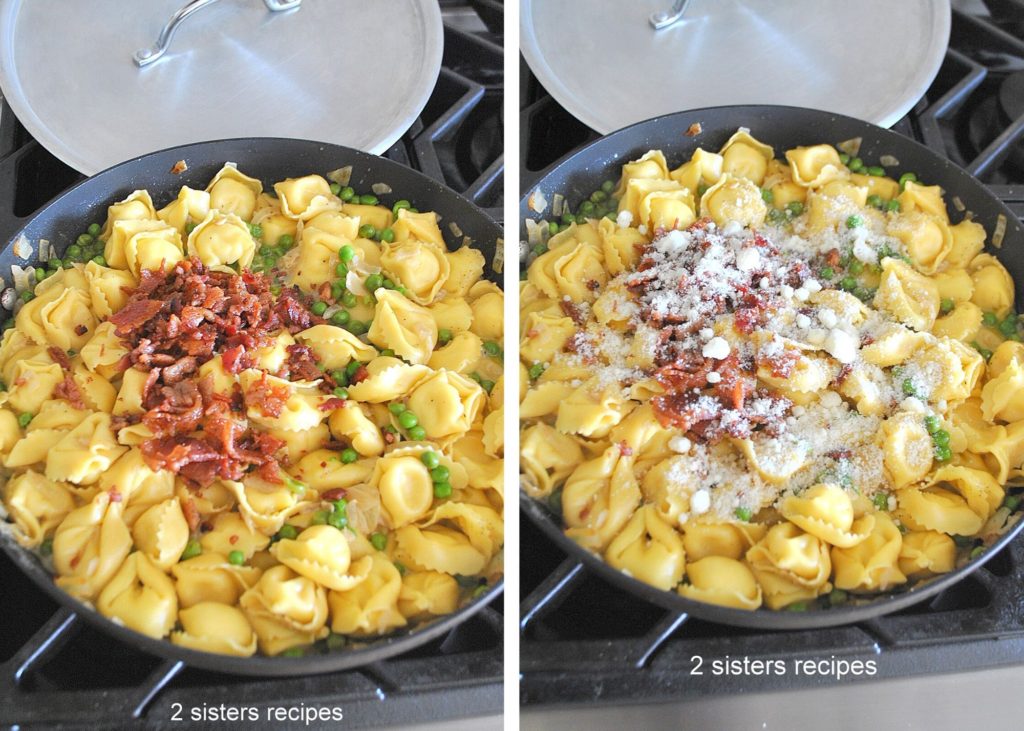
<box><xmin>108</xmin><ymin>488</ymin><xmax>123</xmax><ymax>503</ymax></box>
<box><xmin>74</xmin><ymin>324</ymin><xmax>88</xmax><ymax>336</ymax></box>
<box><xmin>617</xmin><ymin>441</ymin><xmax>634</xmax><ymax>456</ymax></box>
<box><xmin>229</xmin><ymin>534</ymin><xmax>239</xmax><ymax>544</ymax></box>
<box><xmin>319</xmin><ymin>397</ymin><xmax>347</xmax><ymax>411</ymax></box>
<box><xmin>70</xmin><ymin>555</ymin><xmax>81</xmax><ymax>569</ymax></box>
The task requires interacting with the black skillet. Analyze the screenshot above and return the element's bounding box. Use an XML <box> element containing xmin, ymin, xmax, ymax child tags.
<box><xmin>0</xmin><ymin>137</ymin><xmax>503</xmax><ymax>676</ymax></box>
<box><xmin>519</xmin><ymin>104</ymin><xmax>1024</xmax><ymax>630</ymax></box>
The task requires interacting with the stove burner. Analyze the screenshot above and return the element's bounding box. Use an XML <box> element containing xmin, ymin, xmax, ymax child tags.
<box><xmin>999</xmin><ymin>69</ymin><xmax>1024</xmax><ymax>120</ymax></box>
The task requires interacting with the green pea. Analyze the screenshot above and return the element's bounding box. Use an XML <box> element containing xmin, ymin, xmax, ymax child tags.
<box><xmin>277</xmin><ymin>524</ymin><xmax>298</xmax><ymax>541</ymax></box>
<box><xmin>34</xmin><ymin>268</ymin><xmax>46</xmax><ymax>282</ymax></box>
<box><xmin>438</xmin><ymin>328</ymin><xmax>453</xmax><ymax>344</ymax></box>
<box><xmin>333</xmin><ymin>387</ymin><xmax>349</xmax><ymax>399</ymax></box>
<box><xmin>276</xmin><ymin>234</ymin><xmax>294</xmax><ymax>248</ymax></box>
<box><xmin>848</xmin><ymin>157</ymin><xmax>864</xmax><ymax>172</ymax></box>
<box><xmin>866</xmin><ymin>194</ymin><xmax>883</xmax><ymax>209</ymax></box>
<box><xmin>421</xmin><ymin>451</ymin><xmax>440</xmax><ymax>469</ymax></box>
<box><xmin>838</xmin><ymin>152</ymin><xmax>850</xmax><ymax>165</ymax></box>
<box><xmin>872</xmin><ymin>492</ymin><xmax>890</xmax><ymax>511</ymax></box>
<box><xmin>547</xmin><ymin>221</ymin><xmax>559</xmax><ymax>235</ymax></box>
<box><xmin>379</xmin><ymin>228</ymin><xmax>395</xmax><ymax>243</ymax></box>
<box><xmin>531</xmin><ymin>244</ymin><xmax>547</xmax><ymax>257</ymax></box>
<box><xmin>340</xmin><ymin>186</ymin><xmax>356</xmax><ymax>202</ymax></box>
<box><xmin>40</xmin><ymin>538</ymin><xmax>53</xmax><ymax>556</ymax></box>
<box><xmin>940</xmin><ymin>298</ymin><xmax>955</xmax><ymax>314</ymax></box>
<box><xmin>528</xmin><ymin>362</ymin><xmax>545</xmax><ymax>380</ymax></box>
<box><xmin>1002</xmin><ymin>495</ymin><xmax>1021</xmax><ymax>512</ymax></box>
<box><xmin>380</xmin><ymin>348</ymin><xmax>395</xmax><ymax>357</ymax></box>
<box><xmin>590</xmin><ymin>190</ymin><xmax>607</xmax><ymax>203</ymax></box>
<box><xmin>326</xmin><ymin>633</ymin><xmax>347</xmax><ymax>650</ymax></box>
<box><xmin>971</xmin><ymin>341</ymin><xmax>993</xmax><ymax>360</ymax></box>
<box><xmin>329</xmin><ymin>182</ymin><xmax>341</xmax><ymax>196</ymax></box>
<box><xmin>934</xmin><ymin>444</ymin><xmax>952</xmax><ymax>462</ymax></box>
<box><xmin>394</xmin><ymin>561</ymin><xmax>407</xmax><ymax>575</ymax></box>
<box><xmin>228</xmin><ymin>550</ymin><xmax>245</xmax><ymax>565</ymax></box>
<box><xmin>249</xmin><ymin>224</ymin><xmax>263</xmax><ymax>240</ymax></box>
<box><xmin>91</xmin><ymin>255</ymin><xmax>106</xmax><ymax>266</ymax></box>
<box><xmin>787</xmin><ymin>601</ymin><xmax>808</xmax><ymax>612</ymax></box>
<box><xmin>324</xmin><ymin>309</ymin><xmax>349</xmax><ymax>329</ymax></box>
<box><xmin>866</xmin><ymin>165</ymin><xmax>885</xmax><ymax>177</ymax></box>
<box><xmin>767</xmin><ymin>208</ymin><xmax>787</xmax><ymax>225</ymax></box>
<box><xmin>601</xmin><ymin>180</ymin><xmax>615</xmax><ymax>194</ymax></box>
<box><xmin>327</xmin><ymin>510</ymin><xmax>348</xmax><ymax>530</ymax></box>
<box><xmin>829</xmin><ymin>589</ymin><xmax>848</xmax><ymax>605</ymax></box>
<box><xmin>19</xmin><ymin>289</ymin><xmax>33</xmax><ymax>303</ymax></box>
<box><xmin>848</xmin><ymin>260</ymin><xmax>864</xmax><ymax>275</ymax></box>
<box><xmin>819</xmin><ymin>266</ymin><xmax>834</xmax><ymax>280</ymax></box>
<box><xmin>761</xmin><ymin>188</ymin><xmax>774</xmax><ymax>204</ymax></box>
<box><xmin>364</xmin><ymin>273</ymin><xmax>384</xmax><ymax>291</ymax></box>
<box><xmin>999</xmin><ymin>316</ymin><xmax>1018</xmax><ymax>337</ymax></box>
<box><xmin>389</xmin><ymin>402</ymin><xmax>407</xmax><ymax>415</ymax></box>
<box><xmin>65</xmin><ymin>244</ymin><xmax>82</xmax><ymax>260</ymax></box>
<box><xmin>87</xmin><ymin>223</ymin><xmax>101</xmax><ymax>236</ymax></box>
<box><xmin>381</xmin><ymin>278</ymin><xmax>396</xmax><ymax>290</ymax></box>
<box><xmin>398</xmin><ymin>410</ymin><xmax>419</xmax><ymax>429</ymax></box>
<box><xmin>77</xmin><ymin>233</ymin><xmax>94</xmax><ymax>247</ymax></box>
<box><xmin>734</xmin><ymin>507</ymin><xmax>752</xmax><ymax>522</ymax></box>
<box><xmin>845</xmin><ymin>214</ymin><xmax>863</xmax><ymax>229</ymax></box>
<box><xmin>17</xmin><ymin>412</ymin><xmax>32</xmax><ymax>428</ymax></box>
<box><xmin>360</xmin><ymin>194</ymin><xmax>379</xmax><ymax>206</ymax></box>
<box><xmin>338</xmin><ymin>245</ymin><xmax>356</xmax><ymax>264</ymax></box>
<box><xmin>329</xmin><ymin>281</ymin><xmax>344</xmax><ymax>302</ymax></box>
<box><xmin>433</xmin><ymin>481</ymin><xmax>453</xmax><ymax>499</ymax></box>
<box><xmin>370</xmin><ymin>532</ymin><xmax>387</xmax><ymax>551</ymax></box>
<box><xmin>933</xmin><ymin>430</ymin><xmax>950</xmax><ymax>447</ymax></box>
<box><xmin>47</xmin><ymin>257</ymin><xmax>62</xmax><ymax>270</ymax></box>
<box><xmin>311</xmin><ymin>301</ymin><xmax>328</xmax><ymax>316</ymax></box>
<box><xmin>886</xmin><ymin>199</ymin><xmax>901</xmax><ymax>212</ymax></box>
<box><xmin>898</xmin><ymin>172</ymin><xmax>918</xmax><ymax>190</ymax></box>
<box><xmin>285</xmin><ymin>477</ymin><xmax>306</xmax><ymax>496</ymax></box>
<box><xmin>839</xmin><ymin>276</ymin><xmax>856</xmax><ymax>291</ymax></box>
<box><xmin>342</xmin><ymin>291</ymin><xmax>358</xmax><ymax>308</ymax></box>
<box><xmin>902</xmin><ymin>378</ymin><xmax>917</xmax><ymax>396</ymax></box>
<box><xmin>181</xmin><ymin>539</ymin><xmax>202</xmax><ymax>560</ymax></box>
<box><xmin>311</xmin><ymin>509</ymin><xmax>330</xmax><ymax>525</ymax></box>
<box><xmin>578</xmin><ymin>200</ymin><xmax>595</xmax><ymax>216</ymax></box>
<box><xmin>785</xmin><ymin>201</ymin><xmax>804</xmax><ymax>217</ymax></box>
<box><xmin>924</xmin><ymin>415</ymin><xmax>941</xmax><ymax>434</ymax></box>
<box><xmin>358</xmin><ymin>224</ymin><xmax>377</xmax><ymax>240</ymax></box>
<box><xmin>340</xmin><ymin>448</ymin><xmax>358</xmax><ymax>464</ymax></box>
<box><xmin>558</xmin><ymin>223</ymin><xmax>569</xmax><ymax>232</ymax></box>
<box><xmin>604</xmin><ymin>212</ymin><xmax>617</xmax><ymax>222</ymax></box>
<box><xmin>334</xmin><ymin>263</ymin><xmax>350</xmax><ymax>281</ymax></box>
<box><xmin>430</xmin><ymin>465</ymin><xmax>450</xmax><ymax>483</ymax></box>
<box><xmin>392</xmin><ymin>199</ymin><xmax>411</xmax><ymax>216</ymax></box>
<box><xmin>408</xmin><ymin>425</ymin><xmax>426</xmax><ymax>441</ymax></box>
<box><xmin>482</xmin><ymin>341</ymin><xmax>501</xmax><ymax>357</ymax></box>
<box><xmin>348</xmin><ymin>320</ymin><xmax>368</xmax><ymax>335</ymax></box>
<box><xmin>479</xmin><ymin>379</ymin><xmax>495</xmax><ymax>394</ymax></box>
<box><xmin>982</xmin><ymin>311</ymin><xmax>999</xmax><ymax>327</ymax></box>
<box><xmin>281</xmin><ymin>647</ymin><xmax>305</xmax><ymax>658</ymax></box>
<box><xmin>561</xmin><ymin>212</ymin><xmax>576</xmax><ymax>225</ymax></box>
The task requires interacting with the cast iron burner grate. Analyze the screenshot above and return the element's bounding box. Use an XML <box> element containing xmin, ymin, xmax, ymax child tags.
<box><xmin>0</xmin><ymin>4</ymin><xmax>503</xmax><ymax>729</ymax></box>
<box><xmin>520</xmin><ymin>0</ymin><xmax>1024</xmax><ymax>708</ymax></box>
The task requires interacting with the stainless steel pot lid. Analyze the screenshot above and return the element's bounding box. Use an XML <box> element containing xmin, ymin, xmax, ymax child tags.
<box><xmin>521</xmin><ymin>0</ymin><xmax>950</xmax><ymax>133</ymax></box>
<box><xmin>0</xmin><ymin>0</ymin><xmax>443</xmax><ymax>174</ymax></box>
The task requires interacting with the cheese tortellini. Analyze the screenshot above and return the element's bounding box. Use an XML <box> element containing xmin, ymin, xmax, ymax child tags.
<box><xmin>522</xmin><ymin>131</ymin><xmax>1021</xmax><ymax>615</ymax></box>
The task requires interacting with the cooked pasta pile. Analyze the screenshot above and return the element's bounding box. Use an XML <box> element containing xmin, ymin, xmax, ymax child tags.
<box><xmin>0</xmin><ymin>164</ymin><xmax>504</xmax><ymax>656</ymax></box>
<box><xmin>520</xmin><ymin>129</ymin><xmax>1022</xmax><ymax>611</ymax></box>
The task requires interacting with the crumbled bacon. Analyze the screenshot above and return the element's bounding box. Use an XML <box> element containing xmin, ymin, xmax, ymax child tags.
<box><xmin>181</xmin><ymin>497</ymin><xmax>201</xmax><ymax>533</ymax></box>
<box><xmin>108</xmin><ymin>489</ymin><xmax>123</xmax><ymax>503</ymax></box>
<box><xmin>53</xmin><ymin>374</ymin><xmax>86</xmax><ymax>410</ymax></box>
<box><xmin>243</xmin><ymin>371</ymin><xmax>290</xmax><ymax>418</ymax></box>
<box><xmin>617</xmin><ymin>441</ymin><xmax>633</xmax><ymax>456</ymax></box>
<box><xmin>560</xmin><ymin>299</ymin><xmax>585</xmax><ymax>326</ymax></box>
<box><xmin>321</xmin><ymin>487</ymin><xmax>347</xmax><ymax>501</ymax></box>
<box><xmin>47</xmin><ymin>346</ymin><xmax>72</xmax><ymax>371</ymax></box>
<box><xmin>283</xmin><ymin>343</ymin><xmax>325</xmax><ymax>384</ymax></box>
<box><xmin>74</xmin><ymin>324</ymin><xmax>88</xmax><ymax>336</ymax></box>
<box><xmin>319</xmin><ymin>397</ymin><xmax>347</xmax><ymax>411</ymax></box>
<box><xmin>757</xmin><ymin>348</ymin><xmax>800</xmax><ymax>379</ymax></box>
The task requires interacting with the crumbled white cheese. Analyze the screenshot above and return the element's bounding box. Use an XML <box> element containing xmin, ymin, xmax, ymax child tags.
<box><xmin>722</xmin><ymin>220</ymin><xmax>743</xmax><ymax>235</ymax></box>
<box><xmin>735</xmin><ymin>247</ymin><xmax>760</xmax><ymax>272</ymax></box>
<box><xmin>706</xmin><ymin>371</ymin><xmax>722</xmax><ymax>383</ymax></box>
<box><xmin>702</xmin><ymin>336</ymin><xmax>730</xmax><ymax>359</ymax></box>
<box><xmin>795</xmin><ymin>313</ymin><xmax>811</xmax><ymax>329</ymax></box>
<box><xmin>616</xmin><ymin>210</ymin><xmax>634</xmax><ymax>229</ymax></box>
<box><xmin>669</xmin><ymin>435</ymin><xmax>692</xmax><ymax>453</ymax></box>
<box><xmin>806</xmin><ymin>328</ymin><xmax>828</xmax><ymax>345</ymax></box>
<box><xmin>901</xmin><ymin>397</ymin><xmax>926</xmax><ymax>413</ymax></box>
<box><xmin>699</xmin><ymin>327</ymin><xmax>714</xmax><ymax>341</ymax></box>
<box><xmin>818</xmin><ymin>309</ymin><xmax>838</xmax><ymax>328</ymax></box>
<box><xmin>825</xmin><ymin>328</ymin><xmax>858</xmax><ymax>364</ymax></box>
<box><xmin>691</xmin><ymin>489</ymin><xmax>711</xmax><ymax>514</ymax></box>
<box><xmin>759</xmin><ymin>276</ymin><xmax>770</xmax><ymax>289</ymax></box>
<box><xmin>794</xmin><ymin>287</ymin><xmax>809</xmax><ymax>301</ymax></box>
<box><xmin>804</xmin><ymin>278</ymin><xmax>822</xmax><ymax>293</ymax></box>
<box><xmin>780</xmin><ymin>284</ymin><xmax>794</xmax><ymax>298</ymax></box>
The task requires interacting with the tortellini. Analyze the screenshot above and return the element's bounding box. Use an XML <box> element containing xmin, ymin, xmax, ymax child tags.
<box><xmin>522</xmin><ymin>132</ymin><xmax>1018</xmax><ymax>615</ymax></box>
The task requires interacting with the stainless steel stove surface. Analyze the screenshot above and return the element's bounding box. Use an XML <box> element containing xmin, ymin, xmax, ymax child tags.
<box><xmin>0</xmin><ymin>3</ymin><xmax>503</xmax><ymax>729</ymax></box>
<box><xmin>520</xmin><ymin>2</ymin><xmax>1024</xmax><ymax>728</ymax></box>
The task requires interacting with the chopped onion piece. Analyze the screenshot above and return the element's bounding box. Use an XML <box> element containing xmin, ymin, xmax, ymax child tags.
<box><xmin>527</xmin><ymin>188</ymin><xmax>548</xmax><ymax>213</ymax></box>
<box><xmin>994</xmin><ymin>213</ymin><xmax>1007</xmax><ymax>249</ymax></box>
<box><xmin>11</xmin><ymin>234</ymin><xmax>31</xmax><ymax>260</ymax></box>
<box><xmin>38</xmin><ymin>239</ymin><xmax>51</xmax><ymax>262</ymax></box>
<box><xmin>449</xmin><ymin>221</ymin><xmax>464</xmax><ymax>238</ymax></box>
<box><xmin>1</xmin><ymin>288</ymin><xmax>16</xmax><ymax>310</ymax></box>
<box><xmin>519</xmin><ymin>239</ymin><xmax>530</xmax><ymax>263</ymax></box>
<box><xmin>346</xmin><ymin>270</ymin><xmax>370</xmax><ymax>296</ymax></box>
<box><xmin>552</xmin><ymin>193</ymin><xmax>565</xmax><ymax>218</ymax></box>
<box><xmin>525</xmin><ymin>218</ymin><xmax>543</xmax><ymax>247</ymax></box>
<box><xmin>837</xmin><ymin>137</ymin><xmax>863</xmax><ymax>157</ymax></box>
<box><xmin>322</xmin><ymin>304</ymin><xmax>343</xmax><ymax>320</ymax></box>
<box><xmin>493</xmin><ymin>238</ymin><xmax>504</xmax><ymax>274</ymax></box>
<box><xmin>879</xmin><ymin>154</ymin><xmax>900</xmax><ymax>167</ymax></box>
<box><xmin>327</xmin><ymin>166</ymin><xmax>353</xmax><ymax>186</ymax></box>
<box><xmin>10</xmin><ymin>264</ymin><xmax>31</xmax><ymax>293</ymax></box>
<box><xmin>371</xmin><ymin>182</ymin><xmax>392</xmax><ymax>195</ymax></box>
<box><xmin>964</xmin><ymin>210</ymin><xmax>975</xmax><ymax>221</ymax></box>
<box><xmin>952</xmin><ymin>196</ymin><xmax>965</xmax><ymax>212</ymax></box>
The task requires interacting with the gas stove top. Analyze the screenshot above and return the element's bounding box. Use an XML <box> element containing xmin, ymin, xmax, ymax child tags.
<box><xmin>520</xmin><ymin>0</ymin><xmax>1024</xmax><ymax>724</ymax></box>
<box><xmin>0</xmin><ymin>3</ymin><xmax>503</xmax><ymax>730</ymax></box>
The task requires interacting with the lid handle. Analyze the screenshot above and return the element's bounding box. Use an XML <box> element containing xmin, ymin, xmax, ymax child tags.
<box><xmin>133</xmin><ymin>0</ymin><xmax>301</xmax><ymax>68</ymax></box>
<box><xmin>649</xmin><ymin>0</ymin><xmax>691</xmax><ymax>30</ymax></box>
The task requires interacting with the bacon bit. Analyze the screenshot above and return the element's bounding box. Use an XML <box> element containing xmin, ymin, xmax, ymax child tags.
<box><xmin>70</xmin><ymin>555</ymin><xmax>81</xmax><ymax>568</ymax></box>
<box><xmin>257</xmin><ymin>460</ymin><xmax>283</xmax><ymax>483</ymax></box>
<box><xmin>108</xmin><ymin>489</ymin><xmax>123</xmax><ymax>503</ymax></box>
<box><xmin>586</xmin><ymin>280</ymin><xmax>600</xmax><ymax>291</ymax></box>
<box><xmin>559</xmin><ymin>299</ymin><xmax>585</xmax><ymax>326</ymax></box>
<box><xmin>758</xmin><ymin>348</ymin><xmax>800</xmax><ymax>379</ymax></box>
<box><xmin>526</xmin><ymin>328</ymin><xmax>539</xmax><ymax>339</ymax></box>
<box><xmin>834</xmin><ymin>363</ymin><xmax>854</xmax><ymax>386</ymax></box>
<box><xmin>319</xmin><ymin>397</ymin><xmax>347</xmax><ymax>411</ymax></box>
<box><xmin>827</xmin><ymin>448</ymin><xmax>853</xmax><ymax>461</ymax></box>
<box><xmin>859</xmin><ymin>334</ymin><xmax>876</xmax><ymax>347</ymax></box>
<box><xmin>564</xmin><ymin>331</ymin><xmax>587</xmax><ymax>354</ymax></box>
<box><xmin>229</xmin><ymin>534</ymin><xmax>239</xmax><ymax>545</ymax></box>
<box><xmin>182</xmin><ymin>498</ymin><xmax>201</xmax><ymax>533</ymax></box>
<box><xmin>351</xmin><ymin>365</ymin><xmax>369</xmax><ymax>385</ymax></box>
<box><xmin>243</xmin><ymin>371</ymin><xmax>290</xmax><ymax>418</ymax></box>
<box><xmin>53</xmin><ymin>374</ymin><xmax>86</xmax><ymax>411</ymax></box>
<box><xmin>47</xmin><ymin>346</ymin><xmax>72</xmax><ymax>370</ymax></box>
<box><xmin>321</xmin><ymin>487</ymin><xmax>347</xmax><ymax>501</ymax></box>
<box><xmin>685</xmin><ymin>122</ymin><xmax>702</xmax><ymax>137</ymax></box>
<box><xmin>284</xmin><ymin>343</ymin><xmax>324</xmax><ymax>384</ymax></box>
<box><xmin>618</xmin><ymin>441</ymin><xmax>634</xmax><ymax>456</ymax></box>
<box><xmin>383</xmin><ymin>430</ymin><xmax>398</xmax><ymax>444</ymax></box>
<box><xmin>170</xmin><ymin>159</ymin><xmax>188</xmax><ymax>174</ymax></box>
<box><xmin>825</xmin><ymin>248</ymin><xmax>841</xmax><ymax>268</ymax></box>
<box><xmin>74</xmin><ymin>324</ymin><xmax>88</xmax><ymax>336</ymax></box>
<box><xmin>109</xmin><ymin>298</ymin><xmax>164</xmax><ymax>335</ymax></box>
